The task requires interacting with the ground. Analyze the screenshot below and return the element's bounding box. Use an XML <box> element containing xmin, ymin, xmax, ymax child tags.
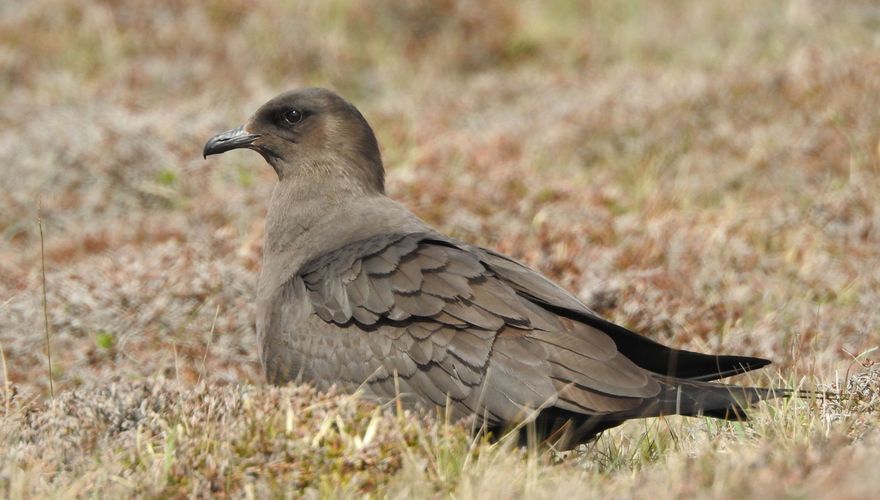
<box><xmin>1</xmin><ymin>0</ymin><xmax>879</xmax><ymax>497</ymax></box>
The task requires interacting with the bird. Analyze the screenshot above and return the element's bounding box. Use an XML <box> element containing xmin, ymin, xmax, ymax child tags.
<box><xmin>203</xmin><ymin>88</ymin><xmax>786</xmax><ymax>449</ymax></box>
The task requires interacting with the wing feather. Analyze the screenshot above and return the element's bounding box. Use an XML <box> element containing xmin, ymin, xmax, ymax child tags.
<box><xmin>296</xmin><ymin>233</ymin><xmax>667</xmax><ymax>422</ymax></box>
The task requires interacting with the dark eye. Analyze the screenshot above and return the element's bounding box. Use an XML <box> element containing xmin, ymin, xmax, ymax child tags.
<box><xmin>281</xmin><ymin>108</ymin><xmax>303</xmax><ymax>125</ymax></box>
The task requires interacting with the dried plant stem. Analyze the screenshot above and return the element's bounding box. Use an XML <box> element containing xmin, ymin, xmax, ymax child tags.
<box><xmin>198</xmin><ymin>305</ymin><xmax>221</xmax><ymax>385</ymax></box>
<box><xmin>38</xmin><ymin>203</ymin><xmax>55</xmax><ymax>398</ymax></box>
<box><xmin>0</xmin><ymin>338</ymin><xmax>10</xmax><ymax>416</ymax></box>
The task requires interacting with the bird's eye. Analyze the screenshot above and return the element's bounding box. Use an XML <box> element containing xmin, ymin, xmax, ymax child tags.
<box><xmin>281</xmin><ymin>109</ymin><xmax>303</xmax><ymax>126</ymax></box>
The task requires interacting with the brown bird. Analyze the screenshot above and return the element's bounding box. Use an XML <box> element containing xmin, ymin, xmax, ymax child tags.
<box><xmin>204</xmin><ymin>88</ymin><xmax>784</xmax><ymax>449</ymax></box>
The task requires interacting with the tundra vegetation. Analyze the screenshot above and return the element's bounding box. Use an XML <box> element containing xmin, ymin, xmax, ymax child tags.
<box><xmin>1</xmin><ymin>1</ymin><xmax>878</xmax><ymax>497</ymax></box>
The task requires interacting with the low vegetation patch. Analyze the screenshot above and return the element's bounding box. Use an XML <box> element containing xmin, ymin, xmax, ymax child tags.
<box><xmin>1</xmin><ymin>0</ymin><xmax>878</xmax><ymax>497</ymax></box>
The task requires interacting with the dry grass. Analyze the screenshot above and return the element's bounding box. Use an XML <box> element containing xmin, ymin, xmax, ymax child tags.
<box><xmin>1</xmin><ymin>0</ymin><xmax>879</xmax><ymax>497</ymax></box>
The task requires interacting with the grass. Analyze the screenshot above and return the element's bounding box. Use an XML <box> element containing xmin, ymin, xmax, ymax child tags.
<box><xmin>1</xmin><ymin>0</ymin><xmax>879</xmax><ymax>497</ymax></box>
<box><xmin>1</xmin><ymin>372</ymin><xmax>876</xmax><ymax>497</ymax></box>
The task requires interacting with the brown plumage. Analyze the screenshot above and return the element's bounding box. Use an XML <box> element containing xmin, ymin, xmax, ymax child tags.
<box><xmin>203</xmin><ymin>88</ymin><xmax>785</xmax><ymax>449</ymax></box>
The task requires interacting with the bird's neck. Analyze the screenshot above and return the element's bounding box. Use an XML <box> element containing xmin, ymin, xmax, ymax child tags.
<box><xmin>257</xmin><ymin>176</ymin><xmax>429</xmax><ymax>298</ymax></box>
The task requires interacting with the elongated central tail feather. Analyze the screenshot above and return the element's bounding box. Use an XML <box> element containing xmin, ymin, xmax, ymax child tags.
<box><xmin>636</xmin><ymin>378</ymin><xmax>791</xmax><ymax>420</ymax></box>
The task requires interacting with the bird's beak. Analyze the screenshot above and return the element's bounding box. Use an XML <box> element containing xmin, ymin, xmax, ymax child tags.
<box><xmin>203</xmin><ymin>126</ymin><xmax>261</xmax><ymax>159</ymax></box>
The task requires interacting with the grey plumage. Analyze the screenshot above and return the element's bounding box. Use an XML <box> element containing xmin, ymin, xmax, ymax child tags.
<box><xmin>203</xmin><ymin>88</ymin><xmax>784</xmax><ymax>449</ymax></box>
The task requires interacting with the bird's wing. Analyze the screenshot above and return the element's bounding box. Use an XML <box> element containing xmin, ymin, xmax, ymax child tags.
<box><xmin>297</xmin><ymin>233</ymin><xmax>661</xmax><ymax>423</ymax></box>
<box><xmin>472</xmin><ymin>247</ymin><xmax>771</xmax><ymax>380</ymax></box>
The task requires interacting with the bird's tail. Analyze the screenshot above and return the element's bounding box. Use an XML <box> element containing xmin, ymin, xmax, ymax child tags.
<box><xmin>636</xmin><ymin>378</ymin><xmax>791</xmax><ymax>420</ymax></box>
<box><xmin>518</xmin><ymin>379</ymin><xmax>828</xmax><ymax>450</ymax></box>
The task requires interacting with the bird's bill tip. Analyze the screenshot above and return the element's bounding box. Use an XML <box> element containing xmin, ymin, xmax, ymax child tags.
<box><xmin>203</xmin><ymin>126</ymin><xmax>261</xmax><ymax>159</ymax></box>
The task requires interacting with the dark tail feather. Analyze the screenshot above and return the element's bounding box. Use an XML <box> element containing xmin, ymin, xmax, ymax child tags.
<box><xmin>638</xmin><ymin>378</ymin><xmax>790</xmax><ymax>420</ymax></box>
<box><xmin>520</xmin><ymin>379</ymin><xmax>793</xmax><ymax>450</ymax></box>
<box><xmin>652</xmin><ymin>379</ymin><xmax>839</xmax><ymax>417</ymax></box>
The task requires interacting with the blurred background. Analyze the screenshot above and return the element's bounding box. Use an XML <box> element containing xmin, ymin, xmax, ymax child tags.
<box><xmin>1</xmin><ymin>0</ymin><xmax>879</xmax><ymax>398</ymax></box>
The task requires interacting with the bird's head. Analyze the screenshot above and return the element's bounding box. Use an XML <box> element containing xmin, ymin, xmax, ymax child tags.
<box><xmin>203</xmin><ymin>88</ymin><xmax>384</xmax><ymax>193</ymax></box>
